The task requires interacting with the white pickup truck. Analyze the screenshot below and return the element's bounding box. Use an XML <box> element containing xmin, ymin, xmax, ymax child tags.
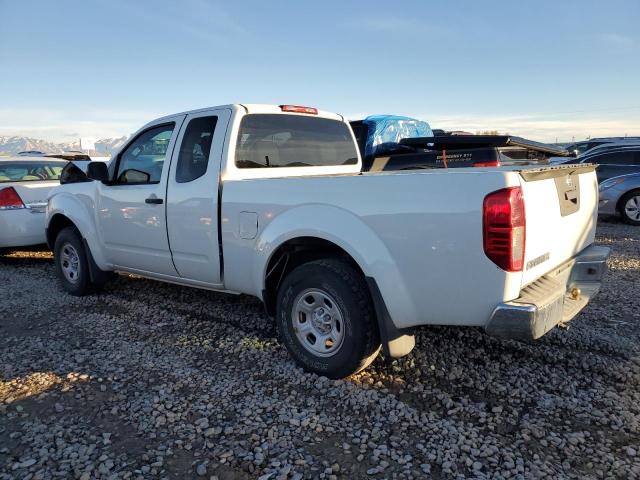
<box><xmin>46</xmin><ymin>104</ymin><xmax>610</xmax><ymax>378</ymax></box>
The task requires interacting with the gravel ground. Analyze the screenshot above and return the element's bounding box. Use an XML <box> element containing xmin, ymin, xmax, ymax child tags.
<box><xmin>1</xmin><ymin>218</ymin><xmax>639</xmax><ymax>480</ymax></box>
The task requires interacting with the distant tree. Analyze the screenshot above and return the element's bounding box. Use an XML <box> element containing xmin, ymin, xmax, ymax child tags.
<box><xmin>475</xmin><ymin>130</ymin><xmax>510</xmax><ymax>136</ymax></box>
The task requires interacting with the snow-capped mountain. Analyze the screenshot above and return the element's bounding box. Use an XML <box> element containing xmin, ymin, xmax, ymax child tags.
<box><xmin>0</xmin><ymin>136</ymin><xmax>128</xmax><ymax>157</ymax></box>
<box><xmin>93</xmin><ymin>137</ymin><xmax>128</xmax><ymax>155</ymax></box>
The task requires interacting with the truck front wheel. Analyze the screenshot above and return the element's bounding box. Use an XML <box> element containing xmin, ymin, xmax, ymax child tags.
<box><xmin>276</xmin><ymin>258</ymin><xmax>381</xmax><ymax>378</ymax></box>
<box><xmin>53</xmin><ymin>227</ymin><xmax>93</xmax><ymax>296</ymax></box>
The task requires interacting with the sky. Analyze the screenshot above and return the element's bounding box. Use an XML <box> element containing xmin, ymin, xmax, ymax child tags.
<box><xmin>1</xmin><ymin>0</ymin><xmax>639</xmax><ymax>143</ymax></box>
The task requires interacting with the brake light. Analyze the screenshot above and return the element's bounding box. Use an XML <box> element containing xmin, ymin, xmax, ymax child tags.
<box><xmin>0</xmin><ymin>187</ymin><xmax>25</xmax><ymax>210</ymax></box>
<box><xmin>473</xmin><ymin>160</ymin><xmax>501</xmax><ymax>167</ymax></box>
<box><xmin>483</xmin><ymin>187</ymin><xmax>525</xmax><ymax>272</ymax></box>
<box><xmin>279</xmin><ymin>105</ymin><xmax>318</xmax><ymax>115</ymax></box>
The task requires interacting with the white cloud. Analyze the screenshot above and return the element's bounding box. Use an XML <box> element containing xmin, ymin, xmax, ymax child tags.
<box><xmin>344</xmin><ymin>16</ymin><xmax>447</xmax><ymax>37</ymax></box>
<box><xmin>3</xmin><ymin>107</ymin><xmax>640</xmax><ymax>145</ymax></box>
<box><xmin>598</xmin><ymin>33</ymin><xmax>635</xmax><ymax>47</ymax></box>
<box><xmin>0</xmin><ymin>108</ymin><xmax>161</xmax><ymax>142</ymax></box>
<box><xmin>106</xmin><ymin>0</ymin><xmax>247</xmax><ymax>42</ymax></box>
<box><xmin>428</xmin><ymin>114</ymin><xmax>640</xmax><ymax>142</ymax></box>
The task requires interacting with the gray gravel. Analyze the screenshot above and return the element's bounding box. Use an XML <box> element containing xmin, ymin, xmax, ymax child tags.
<box><xmin>1</xmin><ymin>218</ymin><xmax>639</xmax><ymax>479</ymax></box>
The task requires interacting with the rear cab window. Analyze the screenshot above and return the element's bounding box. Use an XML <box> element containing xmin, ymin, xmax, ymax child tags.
<box><xmin>0</xmin><ymin>161</ymin><xmax>64</xmax><ymax>182</ymax></box>
<box><xmin>235</xmin><ymin>114</ymin><xmax>358</xmax><ymax>169</ymax></box>
<box><xmin>176</xmin><ymin>116</ymin><xmax>218</xmax><ymax>183</ymax></box>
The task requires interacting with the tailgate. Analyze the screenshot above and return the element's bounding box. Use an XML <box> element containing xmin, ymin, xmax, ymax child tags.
<box><xmin>518</xmin><ymin>164</ymin><xmax>598</xmax><ymax>287</ymax></box>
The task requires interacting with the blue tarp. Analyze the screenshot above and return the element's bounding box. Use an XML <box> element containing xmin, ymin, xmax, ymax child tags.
<box><xmin>362</xmin><ymin>115</ymin><xmax>432</xmax><ymax>159</ymax></box>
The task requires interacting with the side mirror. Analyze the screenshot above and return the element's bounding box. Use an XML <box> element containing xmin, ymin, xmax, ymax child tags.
<box><xmin>86</xmin><ymin>162</ymin><xmax>109</xmax><ymax>183</ymax></box>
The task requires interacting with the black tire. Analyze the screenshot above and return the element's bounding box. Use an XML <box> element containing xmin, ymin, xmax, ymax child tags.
<box><xmin>53</xmin><ymin>227</ymin><xmax>93</xmax><ymax>295</ymax></box>
<box><xmin>618</xmin><ymin>189</ymin><xmax>640</xmax><ymax>226</ymax></box>
<box><xmin>276</xmin><ymin>258</ymin><xmax>381</xmax><ymax>378</ymax></box>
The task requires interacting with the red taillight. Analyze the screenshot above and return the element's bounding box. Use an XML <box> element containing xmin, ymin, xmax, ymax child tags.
<box><xmin>473</xmin><ymin>160</ymin><xmax>501</xmax><ymax>167</ymax></box>
<box><xmin>483</xmin><ymin>187</ymin><xmax>525</xmax><ymax>272</ymax></box>
<box><xmin>0</xmin><ymin>187</ymin><xmax>25</xmax><ymax>210</ymax></box>
<box><xmin>279</xmin><ymin>105</ymin><xmax>318</xmax><ymax>115</ymax></box>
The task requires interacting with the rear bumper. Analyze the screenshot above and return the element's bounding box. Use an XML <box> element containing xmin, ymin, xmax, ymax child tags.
<box><xmin>485</xmin><ymin>244</ymin><xmax>610</xmax><ymax>341</ymax></box>
<box><xmin>598</xmin><ymin>197</ymin><xmax>618</xmax><ymax>215</ymax></box>
<box><xmin>0</xmin><ymin>209</ymin><xmax>47</xmax><ymax>248</ymax></box>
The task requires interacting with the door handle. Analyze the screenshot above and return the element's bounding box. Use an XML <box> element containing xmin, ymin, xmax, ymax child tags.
<box><xmin>145</xmin><ymin>197</ymin><xmax>164</xmax><ymax>204</ymax></box>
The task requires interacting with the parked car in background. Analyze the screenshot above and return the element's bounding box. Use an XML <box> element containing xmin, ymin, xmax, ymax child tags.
<box><xmin>0</xmin><ymin>157</ymin><xmax>67</xmax><ymax>251</ymax></box>
<box><xmin>45</xmin><ymin>152</ymin><xmax>91</xmax><ymax>161</ymax></box>
<box><xmin>565</xmin><ymin>137</ymin><xmax>640</xmax><ymax>156</ymax></box>
<box><xmin>17</xmin><ymin>150</ymin><xmax>47</xmax><ymax>156</ymax></box>
<box><xmin>46</xmin><ymin>103</ymin><xmax>609</xmax><ymax>378</ymax></box>
<box><xmin>599</xmin><ymin>173</ymin><xmax>640</xmax><ymax>225</ymax></box>
<box><xmin>564</xmin><ymin>145</ymin><xmax>640</xmax><ymax>182</ymax></box>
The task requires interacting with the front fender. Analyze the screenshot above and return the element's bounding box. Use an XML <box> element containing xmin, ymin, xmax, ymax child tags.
<box><xmin>47</xmin><ymin>187</ymin><xmax>110</xmax><ymax>270</ymax></box>
<box><xmin>252</xmin><ymin>204</ymin><xmax>418</xmax><ymax>328</ymax></box>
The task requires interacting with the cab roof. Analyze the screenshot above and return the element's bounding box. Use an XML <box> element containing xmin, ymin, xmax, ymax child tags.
<box><xmin>152</xmin><ymin>104</ymin><xmax>344</xmax><ymax>124</ymax></box>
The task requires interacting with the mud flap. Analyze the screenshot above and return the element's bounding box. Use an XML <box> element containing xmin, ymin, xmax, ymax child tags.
<box><xmin>81</xmin><ymin>238</ymin><xmax>116</xmax><ymax>285</ymax></box>
<box><xmin>366</xmin><ymin>277</ymin><xmax>415</xmax><ymax>358</ymax></box>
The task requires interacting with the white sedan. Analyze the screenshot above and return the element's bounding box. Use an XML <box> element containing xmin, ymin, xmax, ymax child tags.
<box><xmin>0</xmin><ymin>156</ymin><xmax>67</xmax><ymax>250</ymax></box>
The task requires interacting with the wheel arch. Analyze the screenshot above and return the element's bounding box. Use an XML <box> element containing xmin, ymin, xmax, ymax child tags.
<box><xmin>46</xmin><ymin>193</ymin><xmax>110</xmax><ymax>270</ymax></box>
<box><xmin>616</xmin><ymin>187</ymin><xmax>640</xmax><ymax>213</ymax></box>
<box><xmin>261</xmin><ymin>236</ymin><xmax>364</xmax><ymax>316</ymax></box>
<box><xmin>46</xmin><ymin>213</ymin><xmax>77</xmax><ymax>248</ymax></box>
<box><xmin>250</xmin><ymin>205</ymin><xmax>417</xmax><ymax>357</ymax></box>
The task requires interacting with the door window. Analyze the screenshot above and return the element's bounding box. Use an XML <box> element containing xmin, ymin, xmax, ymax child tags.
<box><xmin>115</xmin><ymin>124</ymin><xmax>175</xmax><ymax>184</ymax></box>
<box><xmin>593</xmin><ymin>151</ymin><xmax>635</xmax><ymax>165</ymax></box>
<box><xmin>176</xmin><ymin>116</ymin><xmax>218</xmax><ymax>183</ymax></box>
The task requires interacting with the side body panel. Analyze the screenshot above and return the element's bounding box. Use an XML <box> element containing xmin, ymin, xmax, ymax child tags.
<box><xmin>221</xmin><ymin>170</ymin><xmax>522</xmax><ymax>329</ymax></box>
<box><xmin>599</xmin><ymin>174</ymin><xmax>640</xmax><ymax>215</ymax></box>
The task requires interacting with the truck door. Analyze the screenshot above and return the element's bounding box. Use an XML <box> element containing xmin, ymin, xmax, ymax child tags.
<box><xmin>97</xmin><ymin>115</ymin><xmax>185</xmax><ymax>275</ymax></box>
<box><xmin>166</xmin><ymin>108</ymin><xmax>231</xmax><ymax>286</ymax></box>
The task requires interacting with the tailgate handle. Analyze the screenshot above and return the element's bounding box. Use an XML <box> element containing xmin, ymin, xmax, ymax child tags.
<box><xmin>565</xmin><ymin>190</ymin><xmax>578</xmax><ymax>204</ymax></box>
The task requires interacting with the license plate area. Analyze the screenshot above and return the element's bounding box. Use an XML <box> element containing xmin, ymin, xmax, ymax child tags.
<box><xmin>554</xmin><ymin>172</ymin><xmax>580</xmax><ymax>216</ymax></box>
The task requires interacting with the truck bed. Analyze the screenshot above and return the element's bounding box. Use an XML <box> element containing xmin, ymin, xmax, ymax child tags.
<box><xmin>221</xmin><ymin>162</ymin><xmax>598</xmax><ymax>330</ymax></box>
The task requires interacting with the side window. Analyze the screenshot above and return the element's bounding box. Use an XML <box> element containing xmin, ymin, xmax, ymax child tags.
<box><xmin>235</xmin><ymin>114</ymin><xmax>358</xmax><ymax>168</ymax></box>
<box><xmin>115</xmin><ymin>123</ymin><xmax>175</xmax><ymax>184</ymax></box>
<box><xmin>176</xmin><ymin>116</ymin><xmax>218</xmax><ymax>183</ymax></box>
<box><xmin>594</xmin><ymin>152</ymin><xmax>634</xmax><ymax>165</ymax></box>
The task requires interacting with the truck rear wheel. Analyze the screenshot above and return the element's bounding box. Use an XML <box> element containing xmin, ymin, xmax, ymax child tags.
<box><xmin>276</xmin><ymin>258</ymin><xmax>381</xmax><ymax>378</ymax></box>
<box><xmin>54</xmin><ymin>227</ymin><xmax>93</xmax><ymax>296</ymax></box>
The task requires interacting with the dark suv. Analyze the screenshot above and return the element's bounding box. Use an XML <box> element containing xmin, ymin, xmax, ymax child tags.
<box><xmin>566</xmin><ymin>137</ymin><xmax>640</xmax><ymax>156</ymax></box>
<box><xmin>565</xmin><ymin>145</ymin><xmax>640</xmax><ymax>182</ymax></box>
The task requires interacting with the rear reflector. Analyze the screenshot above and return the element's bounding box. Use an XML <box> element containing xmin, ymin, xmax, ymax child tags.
<box><xmin>0</xmin><ymin>187</ymin><xmax>25</xmax><ymax>210</ymax></box>
<box><xmin>483</xmin><ymin>187</ymin><xmax>525</xmax><ymax>272</ymax></box>
<box><xmin>473</xmin><ymin>160</ymin><xmax>501</xmax><ymax>167</ymax></box>
<box><xmin>279</xmin><ymin>105</ymin><xmax>318</xmax><ymax>115</ymax></box>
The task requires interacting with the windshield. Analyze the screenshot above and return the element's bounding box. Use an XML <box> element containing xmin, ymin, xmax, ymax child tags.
<box><xmin>0</xmin><ymin>161</ymin><xmax>65</xmax><ymax>182</ymax></box>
